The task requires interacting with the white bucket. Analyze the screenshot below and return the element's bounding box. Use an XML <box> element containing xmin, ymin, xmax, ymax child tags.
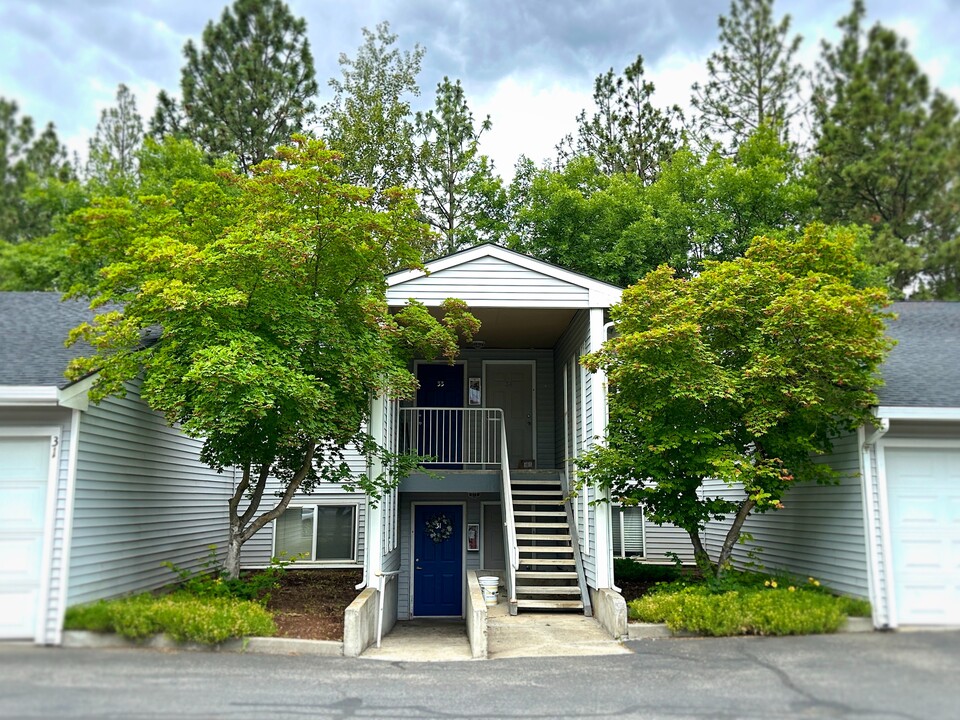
<box><xmin>478</xmin><ymin>576</ymin><xmax>499</xmax><ymax>606</ymax></box>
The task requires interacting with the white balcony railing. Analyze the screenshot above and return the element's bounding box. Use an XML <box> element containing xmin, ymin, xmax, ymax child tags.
<box><xmin>397</xmin><ymin>407</ymin><xmax>504</xmax><ymax>466</ymax></box>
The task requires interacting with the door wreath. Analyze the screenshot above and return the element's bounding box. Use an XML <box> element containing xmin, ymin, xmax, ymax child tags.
<box><xmin>425</xmin><ymin>513</ymin><xmax>454</xmax><ymax>543</ymax></box>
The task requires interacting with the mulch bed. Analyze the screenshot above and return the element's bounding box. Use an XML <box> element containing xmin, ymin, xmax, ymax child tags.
<box><xmin>265</xmin><ymin>569</ymin><xmax>363</xmax><ymax>641</ymax></box>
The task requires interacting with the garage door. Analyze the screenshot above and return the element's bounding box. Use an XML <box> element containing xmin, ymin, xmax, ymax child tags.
<box><xmin>886</xmin><ymin>446</ymin><xmax>960</xmax><ymax>626</ymax></box>
<box><xmin>0</xmin><ymin>436</ymin><xmax>54</xmax><ymax>640</ymax></box>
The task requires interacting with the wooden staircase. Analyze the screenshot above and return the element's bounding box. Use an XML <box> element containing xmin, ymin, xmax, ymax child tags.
<box><xmin>509</xmin><ymin>470</ymin><xmax>590</xmax><ymax>614</ymax></box>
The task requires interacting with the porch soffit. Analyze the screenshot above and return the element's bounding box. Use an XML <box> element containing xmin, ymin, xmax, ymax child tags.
<box><xmin>418</xmin><ymin>306</ymin><xmax>578</xmax><ymax>349</ymax></box>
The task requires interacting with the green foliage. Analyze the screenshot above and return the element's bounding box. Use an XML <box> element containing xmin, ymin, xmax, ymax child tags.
<box><xmin>65</xmin><ymin>135</ymin><xmax>477</xmax><ymax>577</ymax></box>
<box><xmin>64</xmin><ymin>594</ymin><xmax>276</xmax><ymax>644</ymax></box>
<box><xmin>163</xmin><ymin>546</ymin><xmax>295</xmax><ymax>602</ymax></box>
<box><xmin>558</xmin><ymin>54</ymin><xmax>681</xmax><ymax>184</ymax></box>
<box><xmin>812</xmin><ymin>0</ymin><xmax>960</xmax><ymax>298</ymax></box>
<box><xmin>629</xmin><ymin>581</ymin><xmax>852</xmax><ymax>636</ymax></box>
<box><xmin>0</xmin><ymin>97</ymin><xmax>75</xmax><ymax>246</ymax></box>
<box><xmin>613</xmin><ymin>558</ymin><xmax>681</xmax><ymax>583</ymax></box>
<box><xmin>578</xmin><ymin>223</ymin><xmax>892</xmax><ymax>573</ymax></box>
<box><xmin>321</xmin><ymin>22</ymin><xmax>423</xmax><ymax>202</ymax></box>
<box><xmin>178</xmin><ymin>0</ymin><xmax>318</xmax><ymax>173</ymax></box>
<box><xmin>511</xmin><ymin>125</ymin><xmax>814</xmax><ymax>287</ymax></box>
<box><xmin>86</xmin><ymin>83</ymin><xmax>144</xmax><ymax>195</ymax></box>
<box><xmin>414</xmin><ymin>77</ymin><xmax>507</xmax><ymax>254</ymax></box>
<box><xmin>691</xmin><ymin>0</ymin><xmax>805</xmax><ymax>148</ymax></box>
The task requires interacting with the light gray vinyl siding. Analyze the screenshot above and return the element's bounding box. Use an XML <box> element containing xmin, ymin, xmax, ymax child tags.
<box><xmin>387</xmin><ymin>256</ymin><xmax>591</xmax><ymax>308</ymax></box>
<box><xmin>643</xmin><ymin>522</ymin><xmax>696</xmax><ymax>564</ymax></box>
<box><xmin>700</xmin><ymin>431</ymin><xmax>869</xmax><ymax>597</ymax></box>
<box><xmin>0</xmin><ymin>406</ymin><xmax>73</xmax><ymax>644</ymax></box>
<box><xmin>67</xmin><ymin>382</ymin><xmax>233</xmax><ymax>605</ymax></box>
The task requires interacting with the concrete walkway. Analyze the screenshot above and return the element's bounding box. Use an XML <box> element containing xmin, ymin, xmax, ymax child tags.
<box><xmin>361</xmin><ymin>602</ymin><xmax>629</xmax><ymax>662</ymax></box>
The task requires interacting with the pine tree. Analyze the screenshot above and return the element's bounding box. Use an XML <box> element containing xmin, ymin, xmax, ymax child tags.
<box><xmin>812</xmin><ymin>0</ymin><xmax>960</xmax><ymax>297</ymax></box>
<box><xmin>413</xmin><ymin>77</ymin><xmax>506</xmax><ymax>254</ymax></box>
<box><xmin>691</xmin><ymin>0</ymin><xmax>804</xmax><ymax>149</ymax></box>
<box><xmin>87</xmin><ymin>84</ymin><xmax>144</xmax><ymax>193</ymax></box>
<box><xmin>179</xmin><ymin>0</ymin><xmax>318</xmax><ymax>173</ymax></box>
<box><xmin>558</xmin><ymin>55</ymin><xmax>681</xmax><ymax>184</ymax></box>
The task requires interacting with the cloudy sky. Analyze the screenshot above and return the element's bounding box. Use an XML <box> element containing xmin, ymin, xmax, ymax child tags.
<box><xmin>2</xmin><ymin>0</ymin><xmax>959</xmax><ymax>175</ymax></box>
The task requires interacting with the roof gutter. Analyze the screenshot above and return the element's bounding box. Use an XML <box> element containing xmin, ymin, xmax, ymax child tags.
<box><xmin>876</xmin><ymin>406</ymin><xmax>960</xmax><ymax>421</ymax></box>
<box><xmin>0</xmin><ymin>386</ymin><xmax>59</xmax><ymax>406</ymax></box>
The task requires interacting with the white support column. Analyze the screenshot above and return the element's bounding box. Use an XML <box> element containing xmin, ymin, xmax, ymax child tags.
<box><xmin>362</xmin><ymin>393</ymin><xmax>387</xmax><ymax>587</ymax></box>
<box><xmin>588</xmin><ymin>307</ymin><xmax>613</xmax><ymax>589</ymax></box>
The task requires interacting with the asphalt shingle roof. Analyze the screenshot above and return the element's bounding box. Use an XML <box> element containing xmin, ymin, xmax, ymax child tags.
<box><xmin>877</xmin><ymin>302</ymin><xmax>960</xmax><ymax>408</ymax></box>
<box><xmin>0</xmin><ymin>292</ymin><xmax>97</xmax><ymax>388</ymax></box>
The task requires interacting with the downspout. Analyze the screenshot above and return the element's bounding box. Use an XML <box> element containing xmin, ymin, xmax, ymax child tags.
<box><xmin>861</xmin><ymin>417</ymin><xmax>890</xmax><ymax>628</ymax></box>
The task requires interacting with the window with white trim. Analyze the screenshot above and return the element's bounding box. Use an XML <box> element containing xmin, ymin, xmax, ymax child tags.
<box><xmin>274</xmin><ymin>504</ymin><xmax>358</xmax><ymax>563</ymax></box>
<box><xmin>612</xmin><ymin>505</ymin><xmax>645</xmax><ymax>558</ymax></box>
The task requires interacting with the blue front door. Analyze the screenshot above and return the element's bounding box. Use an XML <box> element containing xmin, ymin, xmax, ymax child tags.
<box><xmin>413</xmin><ymin>504</ymin><xmax>463</xmax><ymax>617</ymax></box>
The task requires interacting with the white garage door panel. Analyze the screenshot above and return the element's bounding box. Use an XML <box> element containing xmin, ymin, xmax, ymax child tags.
<box><xmin>0</xmin><ymin>436</ymin><xmax>53</xmax><ymax>640</ymax></box>
<box><xmin>887</xmin><ymin>447</ymin><xmax>960</xmax><ymax>626</ymax></box>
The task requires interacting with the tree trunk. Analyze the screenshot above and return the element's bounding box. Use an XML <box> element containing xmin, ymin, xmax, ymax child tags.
<box><xmin>687</xmin><ymin>529</ymin><xmax>715</xmax><ymax>577</ymax></box>
<box><xmin>224</xmin><ymin>530</ymin><xmax>244</xmax><ymax>580</ymax></box>
<box><xmin>715</xmin><ymin>498</ymin><xmax>757</xmax><ymax>575</ymax></box>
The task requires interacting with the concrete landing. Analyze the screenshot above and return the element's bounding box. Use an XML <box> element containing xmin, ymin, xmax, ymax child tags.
<box><xmin>360</xmin><ymin>605</ymin><xmax>629</xmax><ymax>662</ymax></box>
<box><xmin>487</xmin><ymin>603</ymin><xmax>631</xmax><ymax>660</ymax></box>
<box><xmin>360</xmin><ymin>619</ymin><xmax>473</xmax><ymax>662</ymax></box>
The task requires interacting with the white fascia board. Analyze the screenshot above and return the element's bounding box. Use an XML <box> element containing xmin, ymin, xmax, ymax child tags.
<box><xmin>57</xmin><ymin>375</ymin><xmax>96</xmax><ymax>412</ymax></box>
<box><xmin>0</xmin><ymin>385</ymin><xmax>59</xmax><ymax>406</ymax></box>
<box><xmin>875</xmin><ymin>406</ymin><xmax>960</xmax><ymax>421</ymax></box>
<box><xmin>387</xmin><ymin>244</ymin><xmax>623</xmax><ymax>308</ymax></box>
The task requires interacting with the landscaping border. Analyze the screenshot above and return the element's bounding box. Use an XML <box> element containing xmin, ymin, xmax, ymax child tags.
<box><xmin>626</xmin><ymin>616</ymin><xmax>874</xmax><ymax>639</ymax></box>
<box><xmin>61</xmin><ymin>630</ymin><xmax>343</xmax><ymax>656</ymax></box>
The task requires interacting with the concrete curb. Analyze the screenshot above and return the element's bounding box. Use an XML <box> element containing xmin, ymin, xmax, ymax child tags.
<box><xmin>626</xmin><ymin>616</ymin><xmax>875</xmax><ymax>640</ymax></box>
<box><xmin>61</xmin><ymin>631</ymin><xmax>343</xmax><ymax>656</ymax></box>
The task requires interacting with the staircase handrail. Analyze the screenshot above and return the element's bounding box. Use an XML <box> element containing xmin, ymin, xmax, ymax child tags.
<box><xmin>560</xmin><ymin>469</ymin><xmax>593</xmax><ymax>618</ymax></box>
<box><xmin>494</xmin><ymin>410</ymin><xmax>519</xmax><ymax>604</ymax></box>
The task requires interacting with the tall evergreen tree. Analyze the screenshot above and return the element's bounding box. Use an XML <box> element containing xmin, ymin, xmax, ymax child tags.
<box><xmin>321</xmin><ymin>22</ymin><xmax>424</xmax><ymax>199</ymax></box>
<box><xmin>414</xmin><ymin>77</ymin><xmax>506</xmax><ymax>254</ymax></box>
<box><xmin>558</xmin><ymin>55</ymin><xmax>681</xmax><ymax>184</ymax></box>
<box><xmin>812</xmin><ymin>0</ymin><xmax>960</xmax><ymax>297</ymax></box>
<box><xmin>148</xmin><ymin>90</ymin><xmax>189</xmax><ymax>142</ymax></box>
<box><xmin>0</xmin><ymin>98</ymin><xmax>73</xmax><ymax>244</ymax></box>
<box><xmin>87</xmin><ymin>84</ymin><xmax>144</xmax><ymax>194</ymax></box>
<box><xmin>691</xmin><ymin>0</ymin><xmax>804</xmax><ymax>149</ymax></box>
<box><xmin>178</xmin><ymin>0</ymin><xmax>318</xmax><ymax>173</ymax></box>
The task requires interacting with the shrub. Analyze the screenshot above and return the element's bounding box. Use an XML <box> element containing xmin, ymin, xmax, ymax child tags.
<box><xmin>614</xmin><ymin>558</ymin><xmax>681</xmax><ymax>583</ymax></box>
<box><xmin>628</xmin><ymin>581</ymin><xmax>856</xmax><ymax>636</ymax></box>
<box><xmin>63</xmin><ymin>594</ymin><xmax>276</xmax><ymax>644</ymax></box>
<box><xmin>163</xmin><ymin>547</ymin><xmax>296</xmax><ymax>603</ymax></box>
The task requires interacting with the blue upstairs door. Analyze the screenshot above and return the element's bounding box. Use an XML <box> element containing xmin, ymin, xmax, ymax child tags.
<box><xmin>413</xmin><ymin>504</ymin><xmax>463</xmax><ymax>617</ymax></box>
<box><xmin>416</xmin><ymin>363</ymin><xmax>464</xmax><ymax>467</ymax></box>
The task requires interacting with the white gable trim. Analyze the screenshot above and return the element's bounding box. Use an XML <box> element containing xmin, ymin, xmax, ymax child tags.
<box><xmin>387</xmin><ymin>244</ymin><xmax>622</xmax><ymax>308</ymax></box>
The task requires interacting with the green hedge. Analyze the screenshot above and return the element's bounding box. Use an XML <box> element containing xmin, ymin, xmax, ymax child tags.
<box><xmin>628</xmin><ymin>583</ymin><xmax>863</xmax><ymax>636</ymax></box>
<box><xmin>64</xmin><ymin>593</ymin><xmax>276</xmax><ymax>645</ymax></box>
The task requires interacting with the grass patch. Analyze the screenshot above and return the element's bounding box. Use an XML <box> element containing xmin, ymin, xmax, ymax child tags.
<box><xmin>627</xmin><ymin>572</ymin><xmax>871</xmax><ymax>636</ymax></box>
<box><xmin>64</xmin><ymin>593</ymin><xmax>276</xmax><ymax>644</ymax></box>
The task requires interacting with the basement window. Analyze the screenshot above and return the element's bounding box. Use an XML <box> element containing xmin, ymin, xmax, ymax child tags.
<box><xmin>273</xmin><ymin>504</ymin><xmax>358</xmax><ymax>563</ymax></box>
